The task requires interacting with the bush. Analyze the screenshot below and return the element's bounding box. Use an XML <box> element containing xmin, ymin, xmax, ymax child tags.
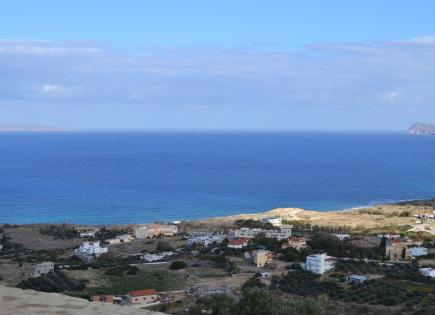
<box><xmin>170</xmin><ymin>261</ymin><xmax>188</xmax><ymax>270</ymax></box>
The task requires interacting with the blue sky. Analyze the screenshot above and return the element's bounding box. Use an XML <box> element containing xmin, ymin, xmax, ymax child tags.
<box><xmin>1</xmin><ymin>1</ymin><xmax>435</xmax><ymax>130</ymax></box>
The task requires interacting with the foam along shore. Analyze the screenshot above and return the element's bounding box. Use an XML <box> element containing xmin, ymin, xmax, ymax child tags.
<box><xmin>0</xmin><ymin>285</ymin><xmax>165</xmax><ymax>315</ymax></box>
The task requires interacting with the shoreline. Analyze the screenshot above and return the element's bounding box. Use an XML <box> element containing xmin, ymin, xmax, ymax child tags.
<box><xmin>2</xmin><ymin>198</ymin><xmax>435</xmax><ymax>234</ymax></box>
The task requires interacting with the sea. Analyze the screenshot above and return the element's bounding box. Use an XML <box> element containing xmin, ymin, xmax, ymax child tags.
<box><xmin>1</xmin><ymin>131</ymin><xmax>435</xmax><ymax>224</ymax></box>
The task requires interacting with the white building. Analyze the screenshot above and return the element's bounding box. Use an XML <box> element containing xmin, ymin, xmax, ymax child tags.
<box><xmin>305</xmin><ymin>253</ymin><xmax>334</xmax><ymax>275</ymax></box>
<box><xmin>187</xmin><ymin>235</ymin><xmax>223</xmax><ymax>247</ymax></box>
<box><xmin>261</xmin><ymin>217</ymin><xmax>282</xmax><ymax>227</ymax></box>
<box><xmin>32</xmin><ymin>262</ymin><xmax>54</xmax><ymax>278</ymax></box>
<box><xmin>419</xmin><ymin>268</ymin><xmax>435</xmax><ymax>278</ymax></box>
<box><xmin>332</xmin><ymin>234</ymin><xmax>350</xmax><ymax>241</ymax></box>
<box><xmin>265</xmin><ymin>227</ymin><xmax>292</xmax><ymax>240</ymax></box>
<box><xmin>79</xmin><ymin>231</ymin><xmax>96</xmax><ymax>238</ymax></box>
<box><xmin>234</xmin><ymin>226</ymin><xmax>292</xmax><ymax>240</ymax></box>
<box><xmin>234</xmin><ymin>228</ymin><xmax>263</xmax><ymax>239</ymax></box>
<box><xmin>75</xmin><ymin>241</ymin><xmax>108</xmax><ymax>256</ymax></box>
<box><xmin>409</xmin><ymin>247</ymin><xmax>428</xmax><ymax>257</ymax></box>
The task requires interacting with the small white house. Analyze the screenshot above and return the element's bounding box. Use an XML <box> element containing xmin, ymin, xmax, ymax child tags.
<box><xmin>409</xmin><ymin>247</ymin><xmax>428</xmax><ymax>257</ymax></box>
<box><xmin>332</xmin><ymin>234</ymin><xmax>350</xmax><ymax>241</ymax></box>
<box><xmin>419</xmin><ymin>268</ymin><xmax>435</xmax><ymax>278</ymax></box>
<box><xmin>79</xmin><ymin>231</ymin><xmax>96</xmax><ymax>238</ymax></box>
<box><xmin>32</xmin><ymin>262</ymin><xmax>54</xmax><ymax>278</ymax></box>
<box><xmin>347</xmin><ymin>274</ymin><xmax>367</xmax><ymax>283</ymax></box>
<box><xmin>75</xmin><ymin>241</ymin><xmax>108</xmax><ymax>256</ymax></box>
<box><xmin>261</xmin><ymin>217</ymin><xmax>282</xmax><ymax>227</ymax></box>
<box><xmin>305</xmin><ymin>253</ymin><xmax>334</xmax><ymax>275</ymax></box>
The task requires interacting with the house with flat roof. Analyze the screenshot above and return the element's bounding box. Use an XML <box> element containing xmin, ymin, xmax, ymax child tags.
<box><xmin>126</xmin><ymin>289</ymin><xmax>159</xmax><ymax>305</ymax></box>
<box><xmin>253</xmin><ymin>250</ymin><xmax>274</xmax><ymax>267</ymax></box>
<box><xmin>347</xmin><ymin>274</ymin><xmax>367</xmax><ymax>284</ymax></box>
<box><xmin>305</xmin><ymin>253</ymin><xmax>334</xmax><ymax>275</ymax></box>
<box><xmin>31</xmin><ymin>262</ymin><xmax>54</xmax><ymax>278</ymax></box>
<box><xmin>420</xmin><ymin>268</ymin><xmax>435</xmax><ymax>278</ymax></box>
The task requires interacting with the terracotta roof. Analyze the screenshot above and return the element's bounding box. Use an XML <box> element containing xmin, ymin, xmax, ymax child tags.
<box><xmin>127</xmin><ymin>289</ymin><xmax>158</xmax><ymax>297</ymax></box>
<box><xmin>229</xmin><ymin>239</ymin><xmax>248</xmax><ymax>245</ymax></box>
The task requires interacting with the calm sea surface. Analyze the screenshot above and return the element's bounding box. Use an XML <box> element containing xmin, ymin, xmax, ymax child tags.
<box><xmin>1</xmin><ymin>131</ymin><xmax>435</xmax><ymax>224</ymax></box>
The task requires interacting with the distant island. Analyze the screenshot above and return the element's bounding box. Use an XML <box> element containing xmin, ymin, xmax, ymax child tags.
<box><xmin>406</xmin><ymin>122</ymin><xmax>435</xmax><ymax>135</ymax></box>
<box><xmin>0</xmin><ymin>124</ymin><xmax>73</xmax><ymax>132</ymax></box>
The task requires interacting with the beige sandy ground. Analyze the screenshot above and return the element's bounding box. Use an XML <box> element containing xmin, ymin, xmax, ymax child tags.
<box><xmin>194</xmin><ymin>204</ymin><xmax>435</xmax><ymax>234</ymax></box>
<box><xmin>0</xmin><ymin>285</ymin><xmax>165</xmax><ymax>315</ymax></box>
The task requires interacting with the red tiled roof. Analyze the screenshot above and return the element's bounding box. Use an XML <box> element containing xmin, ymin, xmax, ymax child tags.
<box><xmin>229</xmin><ymin>239</ymin><xmax>248</xmax><ymax>245</ymax></box>
<box><xmin>288</xmin><ymin>237</ymin><xmax>306</xmax><ymax>242</ymax></box>
<box><xmin>127</xmin><ymin>289</ymin><xmax>158</xmax><ymax>297</ymax></box>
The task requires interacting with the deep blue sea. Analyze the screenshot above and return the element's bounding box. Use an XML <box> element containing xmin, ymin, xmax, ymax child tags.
<box><xmin>1</xmin><ymin>131</ymin><xmax>435</xmax><ymax>224</ymax></box>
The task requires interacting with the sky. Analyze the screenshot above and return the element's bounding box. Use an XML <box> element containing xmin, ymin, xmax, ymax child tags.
<box><xmin>1</xmin><ymin>1</ymin><xmax>435</xmax><ymax>130</ymax></box>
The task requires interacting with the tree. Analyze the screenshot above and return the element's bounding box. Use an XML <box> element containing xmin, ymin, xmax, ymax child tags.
<box><xmin>156</xmin><ymin>240</ymin><xmax>173</xmax><ymax>252</ymax></box>
<box><xmin>170</xmin><ymin>260</ymin><xmax>187</xmax><ymax>270</ymax></box>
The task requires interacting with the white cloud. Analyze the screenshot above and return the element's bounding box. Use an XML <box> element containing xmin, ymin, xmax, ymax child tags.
<box><xmin>0</xmin><ymin>36</ymin><xmax>435</xmax><ymax>113</ymax></box>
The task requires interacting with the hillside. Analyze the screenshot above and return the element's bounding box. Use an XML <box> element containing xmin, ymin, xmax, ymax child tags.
<box><xmin>406</xmin><ymin>122</ymin><xmax>435</xmax><ymax>135</ymax></box>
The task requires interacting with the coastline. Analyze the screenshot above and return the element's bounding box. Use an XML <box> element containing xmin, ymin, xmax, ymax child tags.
<box><xmin>2</xmin><ymin>198</ymin><xmax>435</xmax><ymax>234</ymax></box>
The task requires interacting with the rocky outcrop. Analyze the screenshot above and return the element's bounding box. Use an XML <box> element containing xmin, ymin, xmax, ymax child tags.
<box><xmin>406</xmin><ymin>122</ymin><xmax>435</xmax><ymax>135</ymax></box>
<box><xmin>0</xmin><ymin>286</ymin><xmax>165</xmax><ymax>315</ymax></box>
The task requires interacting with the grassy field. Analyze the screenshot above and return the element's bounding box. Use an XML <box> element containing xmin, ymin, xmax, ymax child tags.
<box><xmin>189</xmin><ymin>269</ymin><xmax>227</xmax><ymax>279</ymax></box>
<box><xmin>89</xmin><ymin>270</ymin><xmax>186</xmax><ymax>295</ymax></box>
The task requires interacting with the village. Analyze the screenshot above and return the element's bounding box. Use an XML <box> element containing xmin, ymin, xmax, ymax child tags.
<box><xmin>1</xmin><ymin>208</ymin><xmax>435</xmax><ymax>314</ymax></box>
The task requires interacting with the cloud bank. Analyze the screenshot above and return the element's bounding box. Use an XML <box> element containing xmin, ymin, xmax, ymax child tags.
<box><xmin>1</xmin><ymin>37</ymin><xmax>435</xmax><ymax>129</ymax></box>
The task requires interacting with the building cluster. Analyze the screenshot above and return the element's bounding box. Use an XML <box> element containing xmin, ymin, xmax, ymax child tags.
<box><xmin>233</xmin><ymin>226</ymin><xmax>292</xmax><ymax>240</ymax></box>
<box><xmin>187</xmin><ymin>235</ymin><xmax>223</xmax><ymax>247</ymax></box>
<box><xmin>385</xmin><ymin>238</ymin><xmax>427</xmax><ymax>261</ymax></box>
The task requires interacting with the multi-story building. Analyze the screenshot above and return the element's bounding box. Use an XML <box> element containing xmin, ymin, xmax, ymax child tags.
<box><xmin>253</xmin><ymin>250</ymin><xmax>274</xmax><ymax>267</ymax></box>
<box><xmin>305</xmin><ymin>253</ymin><xmax>334</xmax><ymax>275</ymax></box>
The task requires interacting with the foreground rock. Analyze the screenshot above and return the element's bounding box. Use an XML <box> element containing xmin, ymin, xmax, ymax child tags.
<box><xmin>0</xmin><ymin>286</ymin><xmax>165</xmax><ymax>315</ymax></box>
